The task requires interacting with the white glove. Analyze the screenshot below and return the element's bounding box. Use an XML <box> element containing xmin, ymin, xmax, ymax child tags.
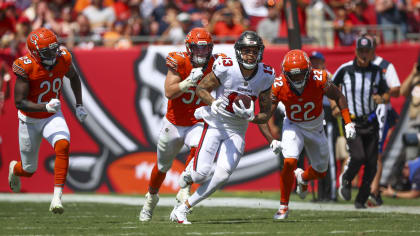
<box><xmin>178</xmin><ymin>68</ymin><xmax>203</xmax><ymax>92</ymax></box>
<box><xmin>76</xmin><ymin>105</ymin><xmax>88</xmax><ymax>122</ymax></box>
<box><xmin>270</xmin><ymin>140</ymin><xmax>282</xmax><ymax>155</ymax></box>
<box><xmin>232</xmin><ymin>100</ymin><xmax>255</xmax><ymax>121</ymax></box>
<box><xmin>211</xmin><ymin>99</ymin><xmax>223</xmax><ymax>115</ymax></box>
<box><xmin>345</xmin><ymin>122</ymin><xmax>356</xmax><ymax>140</ymax></box>
<box><xmin>45</xmin><ymin>98</ymin><xmax>61</xmax><ymax>113</ymax></box>
<box><xmin>189</xmin><ymin>67</ymin><xmax>203</xmax><ymax>83</ymax></box>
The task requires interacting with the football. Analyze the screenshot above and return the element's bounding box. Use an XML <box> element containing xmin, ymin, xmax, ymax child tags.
<box><xmin>234</xmin><ymin>94</ymin><xmax>252</xmax><ymax>109</ymax></box>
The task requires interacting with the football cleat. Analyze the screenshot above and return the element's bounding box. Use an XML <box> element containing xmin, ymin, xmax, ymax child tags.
<box><xmin>49</xmin><ymin>196</ymin><xmax>64</xmax><ymax>214</ymax></box>
<box><xmin>273</xmin><ymin>205</ymin><xmax>289</xmax><ymax>220</ymax></box>
<box><xmin>8</xmin><ymin>161</ymin><xmax>21</xmax><ymax>193</ymax></box>
<box><xmin>294</xmin><ymin>168</ymin><xmax>308</xmax><ymax>199</ymax></box>
<box><xmin>170</xmin><ymin>203</ymin><xmax>191</xmax><ymax>224</ymax></box>
<box><xmin>139</xmin><ymin>192</ymin><xmax>159</xmax><ymax>222</ymax></box>
<box><xmin>338</xmin><ymin>172</ymin><xmax>351</xmax><ymax>201</ymax></box>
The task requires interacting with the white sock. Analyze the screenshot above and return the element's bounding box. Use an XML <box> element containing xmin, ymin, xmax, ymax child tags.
<box><xmin>54</xmin><ymin>187</ymin><xmax>62</xmax><ymax>199</ymax></box>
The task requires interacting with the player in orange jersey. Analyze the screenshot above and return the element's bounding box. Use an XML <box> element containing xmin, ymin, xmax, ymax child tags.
<box><xmin>139</xmin><ymin>28</ymin><xmax>224</xmax><ymax>221</ymax></box>
<box><xmin>258</xmin><ymin>49</ymin><xmax>356</xmax><ymax>219</ymax></box>
<box><xmin>9</xmin><ymin>28</ymin><xmax>87</xmax><ymax>214</ymax></box>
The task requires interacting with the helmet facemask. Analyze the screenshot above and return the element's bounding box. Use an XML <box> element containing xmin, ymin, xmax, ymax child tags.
<box><xmin>38</xmin><ymin>42</ymin><xmax>59</xmax><ymax>66</ymax></box>
<box><xmin>188</xmin><ymin>42</ymin><xmax>213</xmax><ymax>66</ymax></box>
<box><xmin>285</xmin><ymin>68</ymin><xmax>310</xmax><ymax>90</ymax></box>
<box><xmin>236</xmin><ymin>46</ymin><xmax>263</xmax><ymax>70</ymax></box>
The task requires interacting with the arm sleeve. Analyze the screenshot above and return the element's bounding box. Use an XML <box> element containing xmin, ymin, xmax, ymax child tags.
<box><xmin>385</xmin><ymin>63</ymin><xmax>401</xmax><ymax>88</ymax></box>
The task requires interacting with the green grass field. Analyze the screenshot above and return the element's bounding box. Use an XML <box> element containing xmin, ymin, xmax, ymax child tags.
<box><xmin>1</xmin><ymin>190</ymin><xmax>420</xmax><ymax>236</ymax></box>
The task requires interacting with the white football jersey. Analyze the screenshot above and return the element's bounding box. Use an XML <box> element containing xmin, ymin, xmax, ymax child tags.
<box><xmin>197</xmin><ymin>55</ymin><xmax>275</xmax><ymax>132</ymax></box>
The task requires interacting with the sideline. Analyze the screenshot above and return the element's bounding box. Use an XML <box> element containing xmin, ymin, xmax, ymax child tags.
<box><xmin>1</xmin><ymin>193</ymin><xmax>420</xmax><ymax>215</ymax></box>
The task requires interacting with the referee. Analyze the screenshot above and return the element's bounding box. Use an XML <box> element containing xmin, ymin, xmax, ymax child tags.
<box><xmin>331</xmin><ymin>36</ymin><xmax>390</xmax><ymax>208</ymax></box>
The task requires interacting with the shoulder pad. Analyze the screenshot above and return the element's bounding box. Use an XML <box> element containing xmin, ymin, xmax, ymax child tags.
<box><xmin>12</xmin><ymin>56</ymin><xmax>33</xmax><ymax>79</ymax></box>
<box><xmin>59</xmin><ymin>47</ymin><xmax>72</xmax><ymax>66</ymax></box>
<box><xmin>166</xmin><ymin>51</ymin><xmax>187</xmax><ymax>72</ymax></box>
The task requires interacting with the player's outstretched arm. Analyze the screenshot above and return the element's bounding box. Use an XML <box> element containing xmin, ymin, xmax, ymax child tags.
<box><xmin>251</xmin><ymin>88</ymin><xmax>273</xmax><ymax>124</ymax></box>
<box><xmin>14</xmin><ymin>75</ymin><xmax>48</xmax><ymax>112</ymax></box>
<box><xmin>257</xmin><ymin>101</ymin><xmax>278</xmax><ymax>143</ymax></box>
<box><xmin>164</xmin><ymin>68</ymin><xmax>186</xmax><ymax>99</ymax></box>
<box><xmin>196</xmin><ymin>71</ymin><xmax>220</xmax><ymax>105</ymax></box>
<box><xmin>66</xmin><ymin>63</ymin><xmax>83</xmax><ymax>106</ymax></box>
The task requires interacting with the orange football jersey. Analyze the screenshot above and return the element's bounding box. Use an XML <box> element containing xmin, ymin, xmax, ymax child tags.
<box><xmin>12</xmin><ymin>48</ymin><xmax>72</xmax><ymax>119</ymax></box>
<box><xmin>272</xmin><ymin>69</ymin><xmax>329</xmax><ymax>122</ymax></box>
<box><xmin>165</xmin><ymin>52</ymin><xmax>224</xmax><ymax>126</ymax></box>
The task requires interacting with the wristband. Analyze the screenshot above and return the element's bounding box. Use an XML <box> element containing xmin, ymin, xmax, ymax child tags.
<box><xmin>341</xmin><ymin>108</ymin><xmax>352</xmax><ymax>124</ymax></box>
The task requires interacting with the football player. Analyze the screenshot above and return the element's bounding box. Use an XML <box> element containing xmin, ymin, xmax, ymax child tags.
<box><xmin>9</xmin><ymin>28</ymin><xmax>88</xmax><ymax>214</ymax></box>
<box><xmin>139</xmin><ymin>28</ymin><xmax>224</xmax><ymax>221</ymax></box>
<box><xmin>170</xmin><ymin>31</ymin><xmax>275</xmax><ymax>224</ymax></box>
<box><xmin>258</xmin><ymin>49</ymin><xmax>356</xmax><ymax>219</ymax></box>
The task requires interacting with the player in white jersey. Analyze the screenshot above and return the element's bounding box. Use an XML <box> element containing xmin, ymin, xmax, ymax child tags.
<box><xmin>170</xmin><ymin>31</ymin><xmax>275</xmax><ymax>224</ymax></box>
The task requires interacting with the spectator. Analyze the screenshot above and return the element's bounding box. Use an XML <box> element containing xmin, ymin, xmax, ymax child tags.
<box><xmin>406</xmin><ymin>0</ymin><xmax>420</xmax><ymax>33</ymax></box>
<box><xmin>381</xmin><ymin>157</ymin><xmax>420</xmax><ymax>199</ymax></box>
<box><xmin>113</xmin><ymin>0</ymin><xmax>130</xmax><ymax>21</ymax></box>
<box><xmin>72</xmin><ymin>14</ymin><xmax>98</xmax><ymax>49</ymax></box>
<box><xmin>208</xmin><ymin>7</ymin><xmax>246</xmax><ymax>41</ymax></box>
<box><xmin>0</xmin><ymin>2</ymin><xmax>17</xmax><ymax>48</ymax></box>
<box><xmin>82</xmin><ymin>0</ymin><xmax>116</xmax><ymax>35</ymax></box>
<box><xmin>257</xmin><ymin>3</ymin><xmax>280</xmax><ymax>45</ymax></box>
<box><xmin>400</xmin><ymin>62</ymin><xmax>420</xmax><ymax>160</ymax></box>
<box><xmin>103</xmin><ymin>20</ymin><xmax>132</xmax><ymax>48</ymax></box>
<box><xmin>348</xmin><ymin>0</ymin><xmax>370</xmax><ymax>26</ymax></box>
<box><xmin>375</xmin><ymin>0</ymin><xmax>407</xmax><ymax>43</ymax></box>
<box><xmin>31</xmin><ymin>1</ymin><xmax>60</xmax><ymax>31</ymax></box>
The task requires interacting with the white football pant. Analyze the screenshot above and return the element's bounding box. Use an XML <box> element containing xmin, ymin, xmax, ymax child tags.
<box><xmin>157</xmin><ymin>117</ymin><xmax>203</xmax><ymax>172</ymax></box>
<box><xmin>187</xmin><ymin>124</ymin><xmax>245</xmax><ymax>207</ymax></box>
<box><xmin>19</xmin><ymin>112</ymin><xmax>70</xmax><ymax>173</ymax></box>
<box><xmin>281</xmin><ymin>119</ymin><xmax>329</xmax><ymax>173</ymax></box>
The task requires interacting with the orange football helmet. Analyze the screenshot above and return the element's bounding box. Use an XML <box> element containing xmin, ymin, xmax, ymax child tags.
<box><xmin>185</xmin><ymin>27</ymin><xmax>213</xmax><ymax>66</ymax></box>
<box><xmin>27</xmin><ymin>28</ymin><xmax>60</xmax><ymax>67</ymax></box>
<box><xmin>282</xmin><ymin>49</ymin><xmax>311</xmax><ymax>89</ymax></box>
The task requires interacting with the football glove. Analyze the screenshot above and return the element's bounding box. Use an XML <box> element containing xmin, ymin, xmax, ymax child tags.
<box><xmin>76</xmin><ymin>105</ymin><xmax>88</xmax><ymax>123</ymax></box>
<box><xmin>211</xmin><ymin>99</ymin><xmax>223</xmax><ymax>115</ymax></box>
<box><xmin>46</xmin><ymin>98</ymin><xmax>61</xmax><ymax>113</ymax></box>
<box><xmin>189</xmin><ymin>67</ymin><xmax>203</xmax><ymax>83</ymax></box>
<box><xmin>345</xmin><ymin>122</ymin><xmax>356</xmax><ymax>140</ymax></box>
<box><xmin>232</xmin><ymin>100</ymin><xmax>255</xmax><ymax>121</ymax></box>
<box><xmin>270</xmin><ymin>140</ymin><xmax>282</xmax><ymax>155</ymax></box>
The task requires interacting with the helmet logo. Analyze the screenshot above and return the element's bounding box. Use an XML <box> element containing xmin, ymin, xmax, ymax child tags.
<box><xmin>30</xmin><ymin>34</ymin><xmax>39</xmax><ymax>46</ymax></box>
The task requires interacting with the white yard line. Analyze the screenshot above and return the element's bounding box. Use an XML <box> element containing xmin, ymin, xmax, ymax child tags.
<box><xmin>1</xmin><ymin>193</ymin><xmax>419</xmax><ymax>215</ymax></box>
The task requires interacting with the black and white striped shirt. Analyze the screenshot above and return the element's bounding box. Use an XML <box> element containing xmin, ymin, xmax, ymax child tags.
<box><xmin>332</xmin><ymin>59</ymin><xmax>389</xmax><ymax>118</ymax></box>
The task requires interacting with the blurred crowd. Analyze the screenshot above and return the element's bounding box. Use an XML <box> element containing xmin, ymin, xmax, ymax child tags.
<box><xmin>0</xmin><ymin>0</ymin><xmax>419</xmax><ymax>54</ymax></box>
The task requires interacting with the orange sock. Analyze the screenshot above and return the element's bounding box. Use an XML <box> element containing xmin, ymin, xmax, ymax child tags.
<box><xmin>13</xmin><ymin>161</ymin><xmax>34</xmax><ymax>177</ymax></box>
<box><xmin>302</xmin><ymin>166</ymin><xmax>327</xmax><ymax>182</ymax></box>
<box><xmin>54</xmin><ymin>139</ymin><xmax>70</xmax><ymax>187</ymax></box>
<box><xmin>280</xmin><ymin>158</ymin><xmax>298</xmax><ymax>205</ymax></box>
<box><xmin>148</xmin><ymin>164</ymin><xmax>166</xmax><ymax>194</ymax></box>
<box><xmin>185</xmin><ymin>147</ymin><xmax>197</xmax><ymax>167</ymax></box>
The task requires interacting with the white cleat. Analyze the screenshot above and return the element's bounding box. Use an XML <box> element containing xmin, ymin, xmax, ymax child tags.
<box><xmin>273</xmin><ymin>205</ymin><xmax>289</xmax><ymax>220</ymax></box>
<box><xmin>8</xmin><ymin>161</ymin><xmax>21</xmax><ymax>193</ymax></box>
<box><xmin>170</xmin><ymin>203</ymin><xmax>191</xmax><ymax>224</ymax></box>
<box><xmin>139</xmin><ymin>192</ymin><xmax>159</xmax><ymax>222</ymax></box>
<box><xmin>49</xmin><ymin>197</ymin><xmax>64</xmax><ymax>214</ymax></box>
<box><xmin>294</xmin><ymin>168</ymin><xmax>308</xmax><ymax>199</ymax></box>
<box><xmin>179</xmin><ymin>162</ymin><xmax>193</xmax><ymax>189</ymax></box>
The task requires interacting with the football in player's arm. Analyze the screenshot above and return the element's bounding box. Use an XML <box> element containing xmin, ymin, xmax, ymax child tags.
<box><xmin>9</xmin><ymin>28</ymin><xmax>87</xmax><ymax>214</ymax></box>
